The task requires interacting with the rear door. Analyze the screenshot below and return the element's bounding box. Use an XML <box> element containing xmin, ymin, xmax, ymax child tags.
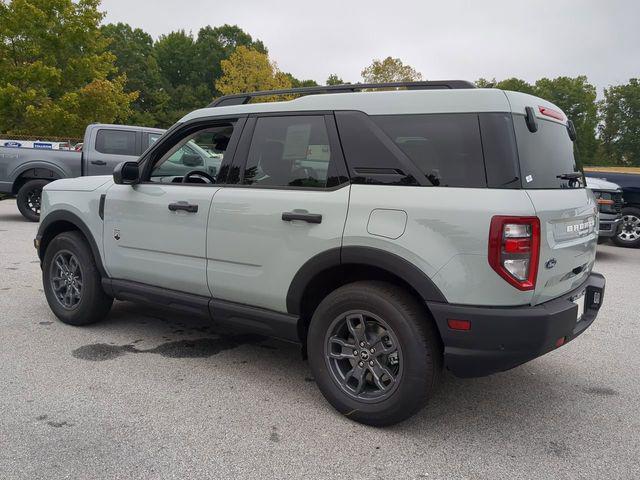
<box><xmin>207</xmin><ymin>113</ymin><xmax>350</xmax><ymax>313</ymax></box>
<box><xmin>511</xmin><ymin>107</ymin><xmax>598</xmax><ymax>305</ymax></box>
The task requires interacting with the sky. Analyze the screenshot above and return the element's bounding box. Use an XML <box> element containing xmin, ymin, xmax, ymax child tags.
<box><xmin>100</xmin><ymin>0</ymin><xmax>639</xmax><ymax>94</ymax></box>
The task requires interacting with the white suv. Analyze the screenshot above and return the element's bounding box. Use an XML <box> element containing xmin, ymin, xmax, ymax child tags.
<box><xmin>36</xmin><ymin>82</ymin><xmax>606</xmax><ymax>426</ymax></box>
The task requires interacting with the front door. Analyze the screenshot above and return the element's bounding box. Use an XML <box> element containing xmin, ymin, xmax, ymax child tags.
<box><xmin>103</xmin><ymin>119</ymin><xmax>243</xmax><ymax>297</ymax></box>
<box><xmin>207</xmin><ymin>113</ymin><xmax>350</xmax><ymax>313</ymax></box>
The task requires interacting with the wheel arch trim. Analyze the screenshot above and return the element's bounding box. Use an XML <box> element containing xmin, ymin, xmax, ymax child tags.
<box><xmin>36</xmin><ymin>210</ymin><xmax>107</xmax><ymax>277</ymax></box>
<box><xmin>286</xmin><ymin>246</ymin><xmax>447</xmax><ymax>315</ymax></box>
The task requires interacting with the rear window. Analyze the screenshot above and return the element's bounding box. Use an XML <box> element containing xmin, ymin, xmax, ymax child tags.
<box><xmin>372</xmin><ymin>114</ymin><xmax>485</xmax><ymax>187</ymax></box>
<box><xmin>513</xmin><ymin>115</ymin><xmax>584</xmax><ymax>189</ymax></box>
<box><xmin>95</xmin><ymin>129</ymin><xmax>137</xmax><ymax>156</ymax></box>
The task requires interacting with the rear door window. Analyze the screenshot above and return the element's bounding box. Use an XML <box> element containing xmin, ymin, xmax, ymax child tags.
<box><xmin>95</xmin><ymin>129</ymin><xmax>137</xmax><ymax>156</ymax></box>
<box><xmin>512</xmin><ymin>115</ymin><xmax>584</xmax><ymax>189</ymax></box>
<box><xmin>242</xmin><ymin>115</ymin><xmax>343</xmax><ymax>188</ymax></box>
<box><xmin>372</xmin><ymin>114</ymin><xmax>486</xmax><ymax>187</ymax></box>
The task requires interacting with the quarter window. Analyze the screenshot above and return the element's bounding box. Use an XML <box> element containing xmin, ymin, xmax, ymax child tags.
<box><xmin>243</xmin><ymin>116</ymin><xmax>334</xmax><ymax>188</ymax></box>
<box><xmin>95</xmin><ymin>129</ymin><xmax>137</xmax><ymax>156</ymax></box>
<box><xmin>372</xmin><ymin>114</ymin><xmax>486</xmax><ymax>188</ymax></box>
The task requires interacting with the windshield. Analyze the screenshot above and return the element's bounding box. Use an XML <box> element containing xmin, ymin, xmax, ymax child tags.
<box><xmin>513</xmin><ymin>114</ymin><xmax>584</xmax><ymax>189</ymax></box>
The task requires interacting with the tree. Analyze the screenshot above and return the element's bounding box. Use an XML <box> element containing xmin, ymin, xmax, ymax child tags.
<box><xmin>361</xmin><ymin>57</ymin><xmax>422</xmax><ymax>83</ymax></box>
<box><xmin>101</xmin><ymin>22</ymin><xmax>168</xmax><ymax>126</ymax></box>
<box><xmin>0</xmin><ymin>0</ymin><xmax>135</xmax><ymax>136</ymax></box>
<box><xmin>196</xmin><ymin>24</ymin><xmax>267</xmax><ymax>94</ymax></box>
<box><xmin>475</xmin><ymin>77</ymin><xmax>535</xmax><ymax>94</ymax></box>
<box><xmin>534</xmin><ymin>76</ymin><xmax>598</xmax><ymax>163</ymax></box>
<box><xmin>216</xmin><ymin>46</ymin><xmax>291</xmax><ymax>98</ymax></box>
<box><xmin>326</xmin><ymin>74</ymin><xmax>345</xmax><ymax>85</ymax></box>
<box><xmin>599</xmin><ymin>79</ymin><xmax>640</xmax><ymax>166</ymax></box>
<box><xmin>282</xmin><ymin>73</ymin><xmax>318</xmax><ymax>88</ymax></box>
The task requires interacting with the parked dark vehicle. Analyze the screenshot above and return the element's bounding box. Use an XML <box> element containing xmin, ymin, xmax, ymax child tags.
<box><xmin>586</xmin><ymin>171</ymin><xmax>640</xmax><ymax>248</ymax></box>
<box><xmin>585</xmin><ymin>177</ymin><xmax>623</xmax><ymax>243</ymax></box>
<box><xmin>0</xmin><ymin>124</ymin><xmax>164</xmax><ymax>221</ymax></box>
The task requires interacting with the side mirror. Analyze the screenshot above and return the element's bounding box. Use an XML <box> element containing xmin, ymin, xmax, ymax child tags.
<box><xmin>182</xmin><ymin>152</ymin><xmax>203</xmax><ymax>167</ymax></box>
<box><xmin>113</xmin><ymin>161</ymin><xmax>139</xmax><ymax>185</ymax></box>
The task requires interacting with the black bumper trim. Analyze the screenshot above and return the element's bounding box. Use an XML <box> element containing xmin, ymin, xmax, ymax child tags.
<box><xmin>427</xmin><ymin>272</ymin><xmax>606</xmax><ymax>378</ymax></box>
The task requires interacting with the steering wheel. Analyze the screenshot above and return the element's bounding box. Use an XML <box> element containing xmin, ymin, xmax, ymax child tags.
<box><xmin>182</xmin><ymin>170</ymin><xmax>216</xmax><ymax>184</ymax></box>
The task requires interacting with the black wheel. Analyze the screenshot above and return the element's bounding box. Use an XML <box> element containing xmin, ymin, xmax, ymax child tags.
<box><xmin>307</xmin><ymin>281</ymin><xmax>442</xmax><ymax>426</ymax></box>
<box><xmin>612</xmin><ymin>207</ymin><xmax>640</xmax><ymax>248</ymax></box>
<box><xmin>42</xmin><ymin>231</ymin><xmax>113</xmax><ymax>325</ymax></box>
<box><xmin>16</xmin><ymin>179</ymin><xmax>48</xmax><ymax>222</ymax></box>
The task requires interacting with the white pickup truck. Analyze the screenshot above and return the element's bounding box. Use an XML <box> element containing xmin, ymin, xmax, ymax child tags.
<box><xmin>0</xmin><ymin>123</ymin><xmax>164</xmax><ymax>220</ymax></box>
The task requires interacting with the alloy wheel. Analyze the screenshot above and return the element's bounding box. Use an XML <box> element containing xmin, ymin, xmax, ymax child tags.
<box><xmin>50</xmin><ymin>250</ymin><xmax>83</xmax><ymax>309</ymax></box>
<box><xmin>26</xmin><ymin>187</ymin><xmax>42</xmax><ymax>215</ymax></box>
<box><xmin>617</xmin><ymin>214</ymin><xmax>640</xmax><ymax>243</ymax></box>
<box><xmin>324</xmin><ymin>310</ymin><xmax>402</xmax><ymax>403</ymax></box>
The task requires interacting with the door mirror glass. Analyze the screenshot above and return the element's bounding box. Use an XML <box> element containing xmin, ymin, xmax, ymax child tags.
<box><xmin>113</xmin><ymin>161</ymin><xmax>140</xmax><ymax>185</ymax></box>
<box><xmin>182</xmin><ymin>152</ymin><xmax>203</xmax><ymax>167</ymax></box>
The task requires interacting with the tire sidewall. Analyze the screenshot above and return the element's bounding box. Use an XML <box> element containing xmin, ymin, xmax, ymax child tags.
<box><xmin>42</xmin><ymin>231</ymin><xmax>112</xmax><ymax>325</ymax></box>
<box><xmin>308</xmin><ymin>283</ymin><xmax>438</xmax><ymax>424</ymax></box>
<box><xmin>17</xmin><ymin>179</ymin><xmax>48</xmax><ymax>222</ymax></box>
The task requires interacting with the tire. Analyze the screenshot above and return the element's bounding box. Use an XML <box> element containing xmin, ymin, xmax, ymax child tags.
<box><xmin>612</xmin><ymin>207</ymin><xmax>640</xmax><ymax>248</ymax></box>
<box><xmin>16</xmin><ymin>179</ymin><xmax>48</xmax><ymax>222</ymax></box>
<box><xmin>42</xmin><ymin>231</ymin><xmax>113</xmax><ymax>325</ymax></box>
<box><xmin>307</xmin><ymin>281</ymin><xmax>443</xmax><ymax>427</ymax></box>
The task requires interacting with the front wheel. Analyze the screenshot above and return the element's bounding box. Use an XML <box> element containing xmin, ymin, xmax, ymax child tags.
<box><xmin>17</xmin><ymin>179</ymin><xmax>49</xmax><ymax>222</ymax></box>
<box><xmin>307</xmin><ymin>281</ymin><xmax>442</xmax><ymax>426</ymax></box>
<box><xmin>42</xmin><ymin>231</ymin><xmax>113</xmax><ymax>325</ymax></box>
<box><xmin>612</xmin><ymin>207</ymin><xmax>640</xmax><ymax>248</ymax></box>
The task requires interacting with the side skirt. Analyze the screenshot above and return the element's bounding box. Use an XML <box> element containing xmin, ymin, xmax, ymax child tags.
<box><xmin>102</xmin><ymin>278</ymin><xmax>300</xmax><ymax>343</ymax></box>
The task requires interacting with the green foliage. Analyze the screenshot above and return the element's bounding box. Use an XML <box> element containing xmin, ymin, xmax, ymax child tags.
<box><xmin>326</xmin><ymin>74</ymin><xmax>345</xmax><ymax>85</ymax></box>
<box><xmin>101</xmin><ymin>22</ymin><xmax>168</xmax><ymax>126</ymax></box>
<box><xmin>599</xmin><ymin>79</ymin><xmax>640</xmax><ymax>166</ymax></box>
<box><xmin>361</xmin><ymin>57</ymin><xmax>422</xmax><ymax>83</ymax></box>
<box><xmin>215</xmin><ymin>46</ymin><xmax>292</xmax><ymax>99</ymax></box>
<box><xmin>0</xmin><ymin>0</ymin><xmax>136</xmax><ymax>136</ymax></box>
<box><xmin>534</xmin><ymin>76</ymin><xmax>598</xmax><ymax>164</ymax></box>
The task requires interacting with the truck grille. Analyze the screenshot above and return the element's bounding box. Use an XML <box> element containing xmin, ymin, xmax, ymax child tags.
<box><xmin>613</xmin><ymin>192</ymin><xmax>623</xmax><ymax>213</ymax></box>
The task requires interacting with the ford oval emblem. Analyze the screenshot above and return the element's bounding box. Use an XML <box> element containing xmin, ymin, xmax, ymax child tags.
<box><xmin>545</xmin><ymin>258</ymin><xmax>557</xmax><ymax>269</ymax></box>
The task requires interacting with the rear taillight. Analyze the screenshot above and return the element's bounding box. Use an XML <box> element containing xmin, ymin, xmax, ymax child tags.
<box><xmin>488</xmin><ymin>216</ymin><xmax>540</xmax><ymax>291</ymax></box>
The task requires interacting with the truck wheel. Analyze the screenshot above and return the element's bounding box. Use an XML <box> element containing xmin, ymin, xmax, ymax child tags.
<box><xmin>612</xmin><ymin>207</ymin><xmax>640</xmax><ymax>248</ymax></box>
<box><xmin>16</xmin><ymin>179</ymin><xmax>48</xmax><ymax>222</ymax></box>
<box><xmin>307</xmin><ymin>281</ymin><xmax>442</xmax><ymax>427</ymax></box>
<box><xmin>42</xmin><ymin>231</ymin><xmax>113</xmax><ymax>325</ymax></box>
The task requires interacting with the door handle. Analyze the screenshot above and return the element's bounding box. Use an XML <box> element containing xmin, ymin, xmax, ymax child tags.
<box><xmin>91</xmin><ymin>160</ymin><xmax>107</xmax><ymax>166</ymax></box>
<box><xmin>168</xmin><ymin>201</ymin><xmax>198</xmax><ymax>213</ymax></box>
<box><xmin>282</xmin><ymin>211</ymin><xmax>322</xmax><ymax>224</ymax></box>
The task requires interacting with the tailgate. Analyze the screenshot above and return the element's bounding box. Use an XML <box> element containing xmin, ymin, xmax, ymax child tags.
<box><xmin>527</xmin><ymin>189</ymin><xmax>598</xmax><ymax>305</ymax></box>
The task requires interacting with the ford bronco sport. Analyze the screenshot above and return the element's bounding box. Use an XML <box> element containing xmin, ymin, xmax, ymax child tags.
<box><xmin>35</xmin><ymin>81</ymin><xmax>606</xmax><ymax>426</ymax></box>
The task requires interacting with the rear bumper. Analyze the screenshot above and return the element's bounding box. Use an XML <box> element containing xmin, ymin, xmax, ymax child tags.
<box><xmin>427</xmin><ymin>272</ymin><xmax>605</xmax><ymax>378</ymax></box>
<box><xmin>597</xmin><ymin>214</ymin><xmax>621</xmax><ymax>238</ymax></box>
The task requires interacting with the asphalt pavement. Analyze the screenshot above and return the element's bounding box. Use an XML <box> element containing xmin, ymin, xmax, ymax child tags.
<box><xmin>1</xmin><ymin>199</ymin><xmax>638</xmax><ymax>479</ymax></box>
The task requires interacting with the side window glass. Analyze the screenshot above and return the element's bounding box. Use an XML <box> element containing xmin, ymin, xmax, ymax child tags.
<box><xmin>95</xmin><ymin>129</ymin><xmax>137</xmax><ymax>156</ymax></box>
<box><xmin>150</xmin><ymin>123</ymin><xmax>235</xmax><ymax>183</ymax></box>
<box><xmin>148</xmin><ymin>133</ymin><xmax>162</xmax><ymax>147</ymax></box>
<box><xmin>372</xmin><ymin>114</ymin><xmax>486</xmax><ymax>188</ymax></box>
<box><xmin>243</xmin><ymin>116</ymin><xmax>332</xmax><ymax>188</ymax></box>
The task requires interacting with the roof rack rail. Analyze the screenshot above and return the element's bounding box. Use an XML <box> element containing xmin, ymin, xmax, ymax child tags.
<box><xmin>208</xmin><ymin>80</ymin><xmax>476</xmax><ymax>107</ymax></box>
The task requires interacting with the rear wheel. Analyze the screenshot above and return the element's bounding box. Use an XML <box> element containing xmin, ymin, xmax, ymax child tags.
<box><xmin>307</xmin><ymin>281</ymin><xmax>442</xmax><ymax>426</ymax></box>
<box><xmin>16</xmin><ymin>179</ymin><xmax>48</xmax><ymax>222</ymax></box>
<box><xmin>42</xmin><ymin>231</ymin><xmax>113</xmax><ymax>325</ymax></box>
<box><xmin>612</xmin><ymin>207</ymin><xmax>640</xmax><ymax>248</ymax></box>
